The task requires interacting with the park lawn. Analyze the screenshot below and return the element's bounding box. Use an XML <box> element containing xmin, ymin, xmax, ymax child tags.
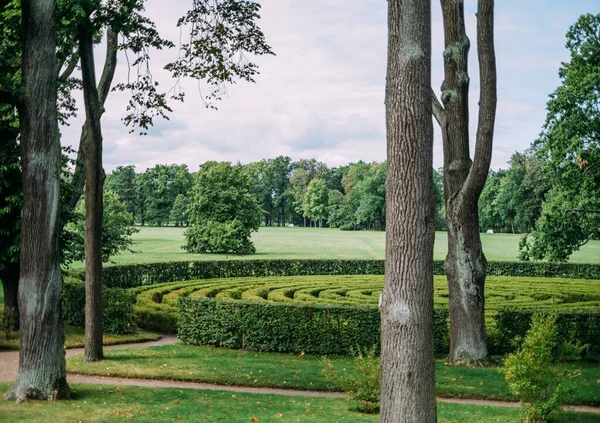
<box><xmin>1</xmin><ymin>382</ymin><xmax>598</xmax><ymax>423</ymax></box>
<box><xmin>80</xmin><ymin>226</ymin><xmax>600</xmax><ymax>267</ymax></box>
<box><xmin>0</xmin><ymin>326</ymin><xmax>159</xmax><ymax>350</ymax></box>
<box><xmin>66</xmin><ymin>343</ymin><xmax>600</xmax><ymax>406</ymax></box>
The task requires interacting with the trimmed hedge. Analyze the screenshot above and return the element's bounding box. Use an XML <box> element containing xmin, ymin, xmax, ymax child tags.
<box><xmin>63</xmin><ymin>280</ymin><xmax>137</xmax><ymax>334</ymax></box>
<box><xmin>98</xmin><ymin>259</ymin><xmax>600</xmax><ymax>289</ymax></box>
<box><xmin>491</xmin><ymin>309</ymin><xmax>600</xmax><ymax>360</ymax></box>
<box><xmin>178</xmin><ymin>297</ymin><xmax>450</xmax><ymax>355</ymax></box>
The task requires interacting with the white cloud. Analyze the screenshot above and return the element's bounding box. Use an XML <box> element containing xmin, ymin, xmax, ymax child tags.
<box><xmin>60</xmin><ymin>0</ymin><xmax>598</xmax><ymax>173</ymax></box>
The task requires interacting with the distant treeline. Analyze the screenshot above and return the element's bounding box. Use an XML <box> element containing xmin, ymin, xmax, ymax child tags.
<box><xmin>105</xmin><ymin>158</ymin><xmax>446</xmax><ymax>231</ymax></box>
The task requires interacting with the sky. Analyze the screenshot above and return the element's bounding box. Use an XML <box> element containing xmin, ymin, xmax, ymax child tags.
<box><xmin>60</xmin><ymin>0</ymin><xmax>599</xmax><ymax>173</ymax></box>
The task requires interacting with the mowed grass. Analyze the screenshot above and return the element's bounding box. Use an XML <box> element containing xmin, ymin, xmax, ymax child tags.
<box><xmin>87</xmin><ymin>226</ymin><xmax>600</xmax><ymax>266</ymax></box>
<box><xmin>66</xmin><ymin>343</ymin><xmax>600</xmax><ymax>406</ymax></box>
<box><xmin>1</xmin><ymin>382</ymin><xmax>599</xmax><ymax>423</ymax></box>
<box><xmin>0</xmin><ymin>326</ymin><xmax>159</xmax><ymax>350</ymax></box>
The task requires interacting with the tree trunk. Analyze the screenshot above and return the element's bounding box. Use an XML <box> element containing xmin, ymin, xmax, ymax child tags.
<box><xmin>5</xmin><ymin>0</ymin><xmax>69</xmax><ymax>402</ymax></box>
<box><xmin>380</xmin><ymin>0</ymin><xmax>436</xmax><ymax>421</ymax></box>
<box><xmin>79</xmin><ymin>16</ymin><xmax>105</xmax><ymax>362</ymax></box>
<box><xmin>67</xmin><ymin>27</ymin><xmax>118</xmax><ymax>212</ymax></box>
<box><xmin>434</xmin><ymin>0</ymin><xmax>497</xmax><ymax>365</ymax></box>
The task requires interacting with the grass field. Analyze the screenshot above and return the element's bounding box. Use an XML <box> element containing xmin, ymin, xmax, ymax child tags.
<box><xmin>66</xmin><ymin>343</ymin><xmax>600</xmax><ymax>406</ymax></box>
<box><xmin>1</xmin><ymin>382</ymin><xmax>599</xmax><ymax>423</ymax></box>
<box><xmin>93</xmin><ymin>226</ymin><xmax>600</xmax><ymax>266</ymax></box>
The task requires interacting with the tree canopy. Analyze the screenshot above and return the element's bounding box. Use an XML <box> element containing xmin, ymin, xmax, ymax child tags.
<box><xmin>519</xmin><ymin>13</ymin><xmax>600</xmax><ymax>262</ymax></box>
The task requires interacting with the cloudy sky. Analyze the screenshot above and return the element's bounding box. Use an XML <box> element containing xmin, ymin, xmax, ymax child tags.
<box><xmin>60</xmin><ymin>0</ymin><xmax>599</xmax><ymax>173</ymax></box>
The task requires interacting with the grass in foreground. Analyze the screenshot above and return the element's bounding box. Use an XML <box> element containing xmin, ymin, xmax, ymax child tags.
<box><xmin>66</xmin><ymin>344</ymin><xmax>600</xmax><ymax>406</ymax></box>
<box><xmin>1</xmin><ymin>382</ymin><xmax>598</xmax><ymax>423</ymax></box>
<box><xmin>0</xmin><ymin>326</ymin><xmax>160</xmax><ymax>350</ymax></box>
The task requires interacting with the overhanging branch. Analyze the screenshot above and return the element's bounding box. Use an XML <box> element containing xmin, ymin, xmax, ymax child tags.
<box><xmin>431</xmin><ymin>88</ymin><xmax>445</xmax><ymax>127</ymax></box>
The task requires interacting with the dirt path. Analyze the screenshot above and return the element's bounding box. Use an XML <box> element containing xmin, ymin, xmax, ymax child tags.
<box><xmin>2</xmin><ymin>337</ymin><xmax>600</xmax><ymax>415</ymax></box>
<box><xmin>0</xmin><ymin>334</ymin><xmax>178</xmax><ymax>382</ymax></box>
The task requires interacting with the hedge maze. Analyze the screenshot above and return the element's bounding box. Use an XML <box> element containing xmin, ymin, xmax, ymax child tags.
<box><xmin>64</xmin><ymin>259</ymin><xmax>600</xmax><ymax>357</ymax></box>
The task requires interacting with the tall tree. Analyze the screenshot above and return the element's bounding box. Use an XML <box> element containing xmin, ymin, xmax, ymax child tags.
<box><xmin>519</xmin><ymin>14</ymin><xmax>600</xmax><ymax>262</ymax></box>
<box><xmin>4</xmin><ymin>0</ymin><xmax>70</xmax><ymax>401</ymax></box>
<box><xmin>105</xmin><ymin>165</ymin><xmax>137</xmax><ymax>220</ymax></box>
<box><xmin>432</xmin><ymin>0</ymin><xmax>497</xmax><ymax>364</ymax></box>
<box><xmin>77</xmin><ymin>2</ymin><xmax>106</xmax><ymax>362</ymax></box>
<box><xmin>381</xmin><ymin>0</ymin><xmax>436</xmax><ymax>420</ymax></box>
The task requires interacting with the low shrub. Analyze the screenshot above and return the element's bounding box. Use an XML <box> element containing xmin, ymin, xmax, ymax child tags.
<box><xmin>100</xmin><ymin>259</ymin><xmax>600</xmax><ymax>290</ymax></box>
<box><xmin>178</xmin><ymin>297</ymin><xmax>449</xmax><ymax>355</ymax></box>
<box><xmin>502</xmin><ymin>312</ymin><xmax>583</xmax><ymax>423</ymax></box>
<box><xmin>62</xmin><ymin>279</ymin><xmax>137</xmax><ymax>334</ymax></box>
<box><xmin>491</xmin><ymin>309</ymin><xmax>600</xmax><ymax>360</ymax></box>
<box><xmin>323</xmin><ymin>346</ymin><xmax>380</xmax><ymax>413</ymax></box>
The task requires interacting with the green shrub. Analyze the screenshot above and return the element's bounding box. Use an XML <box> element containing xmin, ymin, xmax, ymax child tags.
<box><xmin>100</xmin><ymin>259</ymin><xmax>600</xmax><ymax>290</ymax></box>
<box><xmin>1</xmin><ymin>306</ymin><xmax>17</xmax><ymax>339</ymax></box>
<box><xmin>502</xmin><ymin>312</ymin><xmax>583</xmax><ymax>423</ymax></box>
<box><xmin>323</xmin><ymin>347</ymin><xmax>380</xmax><ymax>413</ymax></box>
<box><xmin>492</xmin><ymin>309</ymin><xmax>600</xmax><ymax>360</ymax></box>
<box><xmin>178</xmin><ymin>297</ymin><xmax>449</xmax><ymax>355</ymax></box>
<box><xmin>62</xmin><ymin>280</ymin><xmax>137</xmax><ymax>334</ymax></box>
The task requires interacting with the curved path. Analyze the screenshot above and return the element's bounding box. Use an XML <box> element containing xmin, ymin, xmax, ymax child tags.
<box><xmin>2</xmin><ymin>336</ymin><xmax>599</xmax><ymax>414</ymax></box>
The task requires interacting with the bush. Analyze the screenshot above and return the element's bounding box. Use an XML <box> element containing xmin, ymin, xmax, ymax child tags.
<box><xmin>178</xmin><ymin>297</ymin><xmax>449</xmax><ymax>355</ymax></box>
<box><xmin>63</xmin><ymin>280</ymin><xmax>137</xmax><ymax>334</ymax></box>
<box><xmin>100</xmin><ymin>259</ymin><xmax>600</xmax><ymax>290</ymax></box>
<box><xmin>492</xmin><ymin>309</ymin><xmax>600</xmax><ymax>360</ymax></box>
<box><xmin>323</xmin><ymin>346</ymin><xmax>380</xmax><ymax>413</ymax></box>
<box><xmin>502</xmin><ymin>312</ymin><xmax>583</xmax><ymax>423</ymax></box>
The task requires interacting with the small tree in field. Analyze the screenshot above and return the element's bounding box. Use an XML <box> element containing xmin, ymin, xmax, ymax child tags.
<box><xmin>184</xmin><ymin>162</ymin><xmax>263</xmax><ymax>255</ymax></box>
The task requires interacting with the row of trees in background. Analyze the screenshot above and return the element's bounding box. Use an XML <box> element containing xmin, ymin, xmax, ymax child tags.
<box><xmin>106</xmin><ymin>159</ymin><xmax>447</xmax><ymax>232</ymax></box>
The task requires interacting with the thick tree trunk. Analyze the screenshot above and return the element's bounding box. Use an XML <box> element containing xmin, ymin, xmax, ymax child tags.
<box><xmin>380</xmin><ymin>0</ymin><xmax>436</xmax><ymax>421</ymax></box>
<box><xmin>435</xmin><ymin>0</ymin><xmax>497</xmax><ymax>365</ymax></box>
<box><xmin>5</xmin><ymin>0</ymin><xmax>69</xmax><ymax>402</ymax></box>
<box><xmin>79</xmin><ymin>16</ymin><xmax>105</xmax><ymax>362</ymax></box>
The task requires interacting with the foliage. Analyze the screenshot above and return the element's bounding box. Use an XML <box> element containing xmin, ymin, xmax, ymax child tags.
<box><xmin>184</xmin><ymin>161</ymin><xmax>263</xmax><ymax>254</ymax></box>
<box><xmin>502</xmin><ymin>312</ymin><xmax>583</xmax><ymax>423</ymax></box>
<box><xmin>62</xmin><ymin>279</ymin><xmax>137</xmax><ymax>334</ymax></box>
<box><xmin>303</xmin><ymin>179</ymin><xmax>329</xmax><ymax>225</ymax></box>
<box><xmin>492</xmin><ymin>309</ymin><xmax>599</xmax><ymax>360</ymax></box>
<box><xmin>520</xmin><ymin>14</ymin><xmax>600</xmax><ymax>261</ymax></box>
<box><xmin>323</xmin><ymin>347</ymin><xmax>380</xmax><ymax>413</ymax></box>
<box><xmin>136</xmin><ymin>164</ymin><xmax>193</xmax><ymax>226</ymax></box>
<box><xmin>1</xmin><ymin>306</ymin><xmax>17</xmax><ymax>339</ymax></box>
<box><xmin>62</xmin><ymin>190</ymin><xmax>138</xmax><ymax>264</ymax></box>
<box><xmin>104</xmin><ymin>165</ymin><xmax>138</xmax><ymax>220</ymax></box>
<box><xmin>169</xmin><ymin>193</ymin><xmax>190</xmax><ymax>227</ymax></box>
<box><xmin>178</xmin><ymin>297</ymin><xmax>449</xmax><ymax>355</ymax></box>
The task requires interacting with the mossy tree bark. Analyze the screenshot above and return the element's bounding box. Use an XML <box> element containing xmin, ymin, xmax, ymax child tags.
<box><xmin>433</xmin><ymin>0</ymin><xmax>497</xmax><ymax>365</ymax></box>
<box><xmin>380</xmin><ymin>0</ymin><xmax>436</xmax><ymax>421</ymax></box>
<box><xmin>5</xmin><ymin>0</ymin><xmax>69</xmax><ymax>402</ymax></box>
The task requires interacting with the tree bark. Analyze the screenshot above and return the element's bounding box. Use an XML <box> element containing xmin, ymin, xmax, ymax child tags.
<box><xmin>380</xmin><ymin>0</ymin><xmax>436</xmax><ymax>421</ymax></box>
<box><xmin>436</xmin><ymin>0</ymin><xmax>497</xmax><ymax>365</ymax></box>
<box><xmin>5</xmin><ymin>0</ymin><xmax>69</xmax><ymax>402</ymax></box>
<box><xmin>79</xmin><ymin>16</ymin><xmax>105</xmax><ymax>362</ymax></box>
<box><xmin>67</xmin><ymin>27</ymin><xmax>118</xmax><ymax>212</ymax></box>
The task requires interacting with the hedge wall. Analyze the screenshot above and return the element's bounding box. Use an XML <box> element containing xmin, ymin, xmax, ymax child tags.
<box><xmin>491</xmin><ymin>309</ymin><xmax>600</xmax><ymax>360</ymax></box>
<box><xmin>96</xmin><ymin>259</ymin><xmax>600</xmax><ymax>289</ymax></box>
<box><xmin>178</xmin><ymin>297</ymin><xmax>450</xmax><ymax>355</ymax></box>
<box><xmin>63</xmin><ymin>279</ymin><xmax>137</xmax><ymax>334</ymax></box>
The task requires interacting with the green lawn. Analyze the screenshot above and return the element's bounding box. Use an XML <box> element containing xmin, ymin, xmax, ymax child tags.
<box><xmin>66</xmin><ymin>343</ymin><xmax>600</xmax><ymax>406</ymax></box>
<box><xmin>1</xmin><ymin>382</ymin><xmax>598</xmax><ymax>423</ymax></box>
<box><xmin>0</xmin><ymin>326</ymin><xmax>159</xmax><ymax>350</ymax></box>
<box><xmin>86</xmin><ymin>226</ymin><xmax>600</xmax><ymax>266</ymax></box>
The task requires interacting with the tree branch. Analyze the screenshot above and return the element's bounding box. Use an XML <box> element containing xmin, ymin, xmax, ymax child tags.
<box><xmin>67</xmin><ymin>27</ymin><xmax>119</xmax><ymax>211</ymax></box>
<box><xmin>58</xmin><ymin>54</ymin><xmax>79</xmax><ymax>82</ymax></box>
<box><xmin>431</xmin><ymin>88</ymin><xmax>445</xmax><ymax>127</ymax></box>
<box><xmin>464</xmin><ymin>0</ymin><xmax>497</xmax><ymax>200</ymax></box>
